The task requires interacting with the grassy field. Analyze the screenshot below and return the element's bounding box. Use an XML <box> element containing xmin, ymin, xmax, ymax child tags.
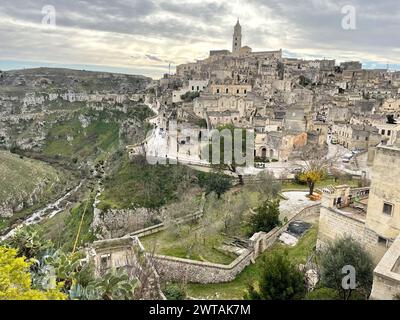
<box><xmin>140</xmin><ymin>229</ymin><xmax>236</xmax><ymax>265</ymax></box>
<box><xmin>186</xmin><ymin>225</ymin><xmax>318</xmax><ymax>300</ymax></box>
<box><xmin>139</xmin><ymin>184</ymin><xmax>279</xmax><ymax>264</ymax></box>
<box><xmin>40</xmin><ymin>193</ymin><xmax>96</xmax><ymax>252</ymax></box>
<box><xmin>0</xmin><ymin>150</ymin><xmax>63</xmax><ymax>203</ymax></box>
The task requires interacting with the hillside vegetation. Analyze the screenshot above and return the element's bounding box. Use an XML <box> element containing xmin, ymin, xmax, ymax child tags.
<box><xmin>0</xmin><ymin>150</ymin><xmax>69</xmax><ymax>230</ymax></box>
<box><xmin>99</xmin><ymin>154</ymin><xmax>196</xmax><ymax>209</ymax></box>
<box><xmin>0</xmin><ymin>151</ymin><xmax>64</xmax><ymax>204</ymax></box>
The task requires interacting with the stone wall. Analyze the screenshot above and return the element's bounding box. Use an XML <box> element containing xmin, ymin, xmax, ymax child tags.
<box><xmin>149</xmin><ymin>250</ymin><xmax>254</xmax><ymax>284</ymax></box>
<box><xmin>370</xmin><ymin>236</ymin><xmax>400</xmax><ymax>300</ymax></box>
<box><xmin>371</xmin><ymin>273</ymin><xmax>400</xmax><ymax>300</ymax></box>
<box><xmin>147</xmin><ymin>203</ymin><xmax>321</xmax><ymax>284</ymax></box>
<box><xmin>130</xmin><ymin>210</ymin><xmax>204</xmax><ymax>238</ymax></box>
<box><xmin>317</xmin><ymin>206</ymin><xmax>389</xmax><ymax>264</ymax></box>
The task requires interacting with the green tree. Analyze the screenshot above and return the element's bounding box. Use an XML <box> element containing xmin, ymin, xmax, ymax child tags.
<box><xmin>248</xmin><ymin>199</ymin><xmax>280</xmax><ymax>234</ymax></box>
<box><xmin>245</xmin><ymin>251</ymin><xmax>306</xmax><ymax>300</ymax></box>
<box><xmin>319</xmin><ymin>237</ymin><xmax>374</xmax><ymax>300</ymax></box>
<box><xmin>199</xmin><ymin>172</ymin><xmax>231</xmax><ymax>199</ymax></box>
<box><xmin>0</xmin><ymin>246</ymin><xmax>66</xmax><ymax>300</ymax></box>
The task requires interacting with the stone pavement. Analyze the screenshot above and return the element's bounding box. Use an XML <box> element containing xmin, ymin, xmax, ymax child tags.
<box><xmin>279</xmin><ymin>191</ymin><xmax>320</xmax><ymax>220</ymax></box>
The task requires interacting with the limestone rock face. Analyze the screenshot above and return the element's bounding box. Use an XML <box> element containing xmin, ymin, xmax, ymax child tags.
<box><xmin>0</xmin><ymin>206</ymin><xmax>13</xmax><ymax>218</ymax></box>
<box><xmin>93</xmin><ymin>207</ymin><xmax>165</xmax><ymax>239</ymax></box>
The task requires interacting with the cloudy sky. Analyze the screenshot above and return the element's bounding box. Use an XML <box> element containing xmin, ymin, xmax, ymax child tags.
<box><xmin>0</xmin><ymin>0</ymin><xmax>399</xmax><ymax>78</ymax></box>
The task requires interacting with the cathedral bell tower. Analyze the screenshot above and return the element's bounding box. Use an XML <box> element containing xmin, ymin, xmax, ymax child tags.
<box><xmin>232</xmin><ymin>19</ymin><xmax>242</xmax><ymax>54</ymax></box>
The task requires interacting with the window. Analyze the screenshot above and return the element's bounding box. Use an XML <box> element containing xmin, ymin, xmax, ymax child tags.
<box><xmin>216</xmin><ymin>89</ymin><xmax>220</xmax><ymax>94</ymax></box>
<box><xmin>388</xmin><ymin>130</ymin><xmax>391</xmax><ymax>136</ymax></box>
<box><xmin>192</xmin><ymin>86</ymin><xmax>194</xmax><ymax>90</ymax></box>
<box><xmin>197</xmin><ymin>86</ymin><xmax>199</xmax><ymax>91</ymax></box>
<box><xmin>100</xmin><ymin>254</ymin><xmax>111</xmax><ymax>272</ymax></box>
<box><xmin>378</xmin><ymin>236</ymin><xmax>388</xmax><ymax>246</ymax></box>
<box><xmin>381</xmin><ymin>129</ymin><xmax>385</xmax><ymax>135</ymax></box>
<box><xmin>383</xmin><ymin>202</ymin><xmax>393</xmax><ymax>215</ymax></box>
<box><xmin>237</xmin><ymin>89</ymin><xmax>240</xmax><ymax>94</ymax></box>
<box><xmin>226</xmin><ymin>88</ymin><xmax>229</xmax><ymax>94</ymax></box>
<box><xmin>244</xmin><ymin>89</ymin><xmax>247</xmax><ymax>94</ymax></box>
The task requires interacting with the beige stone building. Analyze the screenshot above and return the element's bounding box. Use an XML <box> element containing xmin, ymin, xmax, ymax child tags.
<box><xmin>317</xmin><ymin>142</ymin><xmax>400</xmax><ymax>299</ymax></box>
<box><xmin>255</xmin><ymin>131</ymin><xmax>307</xmax><ymax>161</ymax></box>
<box><xmin>210</xmin><ymin>84</ymin><xmax>252</xmax><ymax>96</ymax></box>
<box><xmin>373</xmin><ymin>122</ymin><xmax>400</xmax><ymax>146</ymax></box>
<box><xmin>381</xmin><ymin>98</ymin><xmax>400</xmax><ymax>116</ymax></box>
<box><xmin>332</xmin><ymin>123</ymin><xmax>381</xmax><ymax>150</ymax></box>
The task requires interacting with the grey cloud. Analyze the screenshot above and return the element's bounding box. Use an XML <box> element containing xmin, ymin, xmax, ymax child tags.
<box><xmin>247</xmin><ymin>0</ymin><xmax>400</xmax><ymax>50</ymax></box>
<box><xmin>0</xmin><ymin>0</ymin><xmax>398</xmax><ymax>78</ymax></box>
<box><xmin>0</xmin><ymin>0</ymin><xmax>228</xmax><ymax>41</ymax></box>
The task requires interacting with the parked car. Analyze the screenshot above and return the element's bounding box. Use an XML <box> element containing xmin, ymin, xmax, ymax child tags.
<box><xmin>290</xmin><ymin>167</ymin><xmax>303</xmax><ymax>174</ymax></box>
<box><xmin>342</xmin><ymin>153</ymin><xmax>353</xmax><ymax>163</ymax></box>
<box><xmin>352</xmin><ymin>149</ymin><xmax>363</xmax><ymax>155</ymax></box>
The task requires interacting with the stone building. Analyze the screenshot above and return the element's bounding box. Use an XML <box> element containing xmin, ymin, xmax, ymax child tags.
<box><xmin>373</xmin><ymin>122</ymin><xmax>400</xmax><ymax>146</ymax></box>
<box><xmin>85</xmin><ymin>236</ymin><xmax>166</xmax><ymax>300</ymax></box>
<box><xmin>332</xmin><ymin>123</ymin><xmax>381</xmax><ymax>150</ymax></box>
<box><xmin>210</xmin><ymin>84</ymin><xmax>252</xmax><ymax>96</ymax></box>
<box><xmin>172</xmin><ymin>80</ymin><xmax>209</xmax><ymax>103</ymax></box>
<box><xmin>340</xmin><ymin>61</ymin><xmax>362</xmax><ymax>71</ymax></box>
<box><xmin>255</xmin><ymin>131</ymin><xmax>307</xmax><ymax>161</ymax></box>
<box><xmin>317</xmin><ymin>142</ymin><xmax>400</xmax><ymax>299</ymax></box>
<box><xmin>381</xmin><ymin>98</ymin><xmax>400</xmax><ymax>116</ymax></box>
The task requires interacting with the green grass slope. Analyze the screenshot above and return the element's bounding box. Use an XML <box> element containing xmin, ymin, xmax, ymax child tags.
<box><xmin>0</xmin><ymin>150</ymin><xmax>63</xmax><ymax>206</ymax></box>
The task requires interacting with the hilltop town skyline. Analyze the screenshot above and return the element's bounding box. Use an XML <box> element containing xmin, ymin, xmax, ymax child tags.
<box><xmin>1</xmin><ymin>0</ymin><xmax>400</xmax><ymax>306</ymax></box>
<box><xmin>0</xmin><ymin>0</ymin><xmax>399</xmax><ymax>78</ymax></box>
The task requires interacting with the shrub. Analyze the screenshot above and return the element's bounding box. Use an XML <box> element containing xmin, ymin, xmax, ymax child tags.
<box><xmin>318</xmin><ymin>236</ymin><xmax>374</xmax><ymax>300</ymax></box>
<box><xmin>163</xmin><ymin>283</ymin><xmax>186</xmax><ymax>300</ymax></box>
<box><xmin>248</xmin><ymin>199</ymin><xmax>280</xmax><ymax>235</ymax></box>
<box><xmin>245</xmin><ymin>251</ymin><xmax>306</xmax><ymax>300</ymax></box>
